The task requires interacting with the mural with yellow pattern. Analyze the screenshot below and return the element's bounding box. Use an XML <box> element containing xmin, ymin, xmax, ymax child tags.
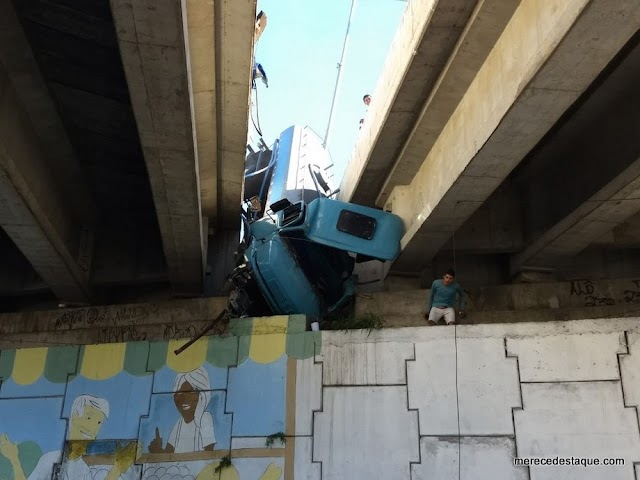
<box><xmin>0</xmin><ymin>316</ymin><xmax>319</xmax><ymax>480</ymax></box>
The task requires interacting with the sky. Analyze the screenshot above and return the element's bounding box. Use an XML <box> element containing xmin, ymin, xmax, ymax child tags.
<box><xmin>251</xmin><ymin>0</ymin><xmax>407</xmax><ymax>184</ymax></box>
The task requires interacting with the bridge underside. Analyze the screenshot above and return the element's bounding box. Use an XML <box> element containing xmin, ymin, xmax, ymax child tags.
<box><xmin>0</xmin><ymin>0</ymin><xmax>255</xmax><ymax>311</ymax></box>
<box><xmin>341</xmin><ymin>0</ymin><xmax>640</xmax><ymax>288</ymax></box>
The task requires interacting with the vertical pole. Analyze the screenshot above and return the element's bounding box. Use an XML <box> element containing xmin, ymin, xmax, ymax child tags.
<box><xmin>323</xmin><ymin>0</ymin><xmax>358</xmax><ymax>151</ymax></box>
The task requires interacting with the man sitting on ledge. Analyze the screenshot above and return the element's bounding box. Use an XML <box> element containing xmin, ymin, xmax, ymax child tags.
<box><xmin>424</xmin><ymin>268</ymin><xmax>466</xmax><ymax>326</ymax></box>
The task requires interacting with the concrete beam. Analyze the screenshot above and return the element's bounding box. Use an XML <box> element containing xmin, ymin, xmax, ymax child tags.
<box><xmin>511</xmin><ymin>38</ymin><xmax>640</xmax><ymax>272</ymax></box>
<box><xmin>111</xmin><ymin>0</ymin><xmax>205</xmax><ymax>296</ymax></box>
<box><xmin>375</xmin><ymin>0</ymin><xmax>521</xmax><ymax>207</ymax></box>
<box><xmin>439</xmin><ymin>182</ymin><xmax>524</xmax><ymax>254</ymax></box>
<box><xmin>386</xmin><ymin>0</ymin><xmax>640</xmax><ymax>274</ymax></box>
<box><xmin>185</xmin><ymin>0</ymin><xmax>218</xmax><ymax>220</ymax></box>
<box><xmin>0</xmin><ymin>2</ymin><xmax>96</xmax><ymax>226</ymax></box>
<box><xmin>339</xmin><ymin>0</ymin><xmax>480</xmax><ymax>205</ymax></box>
<box><xmin>0</xmin><ymin>63</ymin><xmax>94</xmax><ymax>303</ymax></box>
<box><xmin>603</xmin><ymin>211</ymin><xmax>640</xmax><ymax>248</ymax></box>
<box><xmin>91</xmin><ymin>217</ymin><xmax>168</xmax><ymax>287</ymax></box>
<box><xmin>0</xmin><ymin>2</ymin><xmax>97</xmax><ymax>303</ymax></box>
<box><xmin>185</xmin><ymin>0</ymin><xmax>255</xmax><ymax>229</ymax></box>
<box><xmin>0</xmin><ymin>229</ymin><xmax>48</xmax><ymax>296</ymax></box>
<box><xmin>215</xmin><ymin>0</ymin><xmax>255</xmax><ymax>227</ymax></box>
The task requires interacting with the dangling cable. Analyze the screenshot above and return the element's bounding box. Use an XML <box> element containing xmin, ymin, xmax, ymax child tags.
<box><xmin>452</xmin><ymin>200</ymin><xmax>461</xmax><ymax>480</ymax></box>
<box><xmin>254</xmin><ymin>83</ymin><xmax>264</xmax><ymax>136</ymax></box>
<box><xmin>452</xmin><ymin>201</ymin><xmax>458</xmax><ymax>272</ymax></box>
<box><xmin>454</xmin><ymin>321</ymin><xmax>461</xmax><ymax>479</ymax></box>
<box><xmin>250</xmin><ymin>88</ymin><xmax>263</xmax><ymax>137</ymax></box>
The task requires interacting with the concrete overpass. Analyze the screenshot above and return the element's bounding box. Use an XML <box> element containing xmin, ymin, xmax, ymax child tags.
<box><xmin>5</xmin><ymin>0</ymin><xmax>640</xmax><ymax>312</ymax></box>
<box><xmin>0</xmin><ymin>0</ymin><xmax>255</xmax><ymax>309</ymax></box>
<box><xmin>340</xmin><ymin>0</ymin><xmax>640</xmax><ymax>286</ymax></box>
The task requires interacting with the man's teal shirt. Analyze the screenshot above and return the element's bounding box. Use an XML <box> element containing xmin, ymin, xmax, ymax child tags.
<box><xmin>427</xmin><ymin>279</ymin><xmax>466</xmax><ymax>310</ymax></box>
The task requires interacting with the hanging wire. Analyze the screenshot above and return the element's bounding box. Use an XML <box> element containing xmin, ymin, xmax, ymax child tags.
<box><xmin>323</xmin><ymin>0</ymin><xmax>358</xmax><ymax>150</ymax></box>
<box><xmin>254</xmin><ymin>84</ymin><xmax>264</xmax><ymax>135</ymax></box>
<box><xmin>452</xmin><ymin>200</ymin><xmax>461</xmax><ymax>480</ymax></box>
<box><xmin>452</xmin><ymin>200</ymin><xmax>462</xmax><ymax>272</ymax></box>
<box><xmin>250</xmin><ymin>87</ymin><xmax>263</xmax><ymax>137</ymax></box>
<box><xmin>450</xmin><ymin>199</ymin><xmax>486</xmax><ymax>479</ymax></box>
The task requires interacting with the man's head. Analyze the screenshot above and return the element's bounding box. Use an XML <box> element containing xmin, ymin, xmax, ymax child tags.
<box><xmin>443</xmin><ymin>268</ymin><xmax>456</xmax><ymax>286</ymax></box>
<box><xmin>363</xmin><ymin>94</ymin><xmax>372</xmax><ymax>106</ymax></box>
<box><xmin>69</xmin><ymin>395</ymin><xmax>109</xmax><ymax>440</ymax></box>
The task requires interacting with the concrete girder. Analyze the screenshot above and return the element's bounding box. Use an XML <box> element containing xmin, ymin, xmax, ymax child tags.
<box><xmin>385</xmin><ymin>0</ymin><xmax>640</xmax><ymax>274</ymax></box>
<box><xmin>0</xmin><ymin>66</ymin><xmax>93</xmax><ymax>302</ymax></box>
<box><xmin>375</xmin><ymin>0</ymin><xmax>522</xmax><ymax>208</ymax></box>
<box><xmin>339</xmin><ymin>0</ymin><xmax>481</xmax><ymax>206</ymax></box>
<box><xmin>0</xmin><ymin>229</ymin><xmax>49</xmax><ymax>296</ymax></box>
<box><xmin>602</xmin><ymin>210</ymin><xmax>640</xmax><ymax>248</ymax></box>
<box><xmin>0</xmin><ymin>1</ymin><xmax>96</xmax><ymax>228</ymax></box>
<box><xmin>0</xmin><ymin>2</ymin><xmax>97</xmax><ymax>303</ymax></box>
<box><xmin>111</xmin><ymin>0</ymin><xmax>205</xmax><ymax>296</ymax></box>
<box><xmin>183</xmin><ymin>0</ymin><xmax>255</xmax><ymax>227</ymax></box>
<box><xmin>512</xmin><ymin>39</ymin><xmax>640</xmax><ymax>273</ymax></box>
<box><xmin>185</xmin><ymin>0</ymin><xmax>218</xmax><ymax>222</ymax></box>
<box><xmin>214</xmin><ymin>0</ymin><xmax>255</xmax><ymax>228</ymax></box>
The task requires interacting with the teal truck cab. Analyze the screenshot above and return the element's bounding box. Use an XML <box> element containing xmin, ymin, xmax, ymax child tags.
<box><xmin>227</xmin><ymin>126</ymin><xmax>404</xmax><ymax>319</ymax></box>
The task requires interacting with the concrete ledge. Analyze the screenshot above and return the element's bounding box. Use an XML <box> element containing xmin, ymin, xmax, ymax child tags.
<box><xmin>0</xmin><ymin>297</ymin><xmax>227</xmax><ymax>348</ymax></box>
<box><xmin>356</xmin><ymin>277</ymin><xmax>640</xmax><ymax>327</ymax></box>
<box><xmin>320</xmin><ymin>317</ymin><xmax>640</xmax><ymax>345</ymax></box>
<box><xmin>372</xmin><ymin>305</ymin><xmax>640</xmax><ymax>329</ymax></box>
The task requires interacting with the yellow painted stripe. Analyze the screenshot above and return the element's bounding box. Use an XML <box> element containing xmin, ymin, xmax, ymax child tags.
<box><xmin>81</xmin><ymin>344</ymin><xmax>126</xmax><ymax>380</ymax></box>
<box><xmin>250</xmin><ymin>316</ymin><xmax>288</xmax><ymax>364</ymax></box>
<box><xmin>12</xmin><ymin>348</ymin><xmax>47</xmax><ymax>385</ymax></box>
<box><xmin>167</xmin><ymin>338</ymin><xmax>207</xmax><ymax>372</ymax></box>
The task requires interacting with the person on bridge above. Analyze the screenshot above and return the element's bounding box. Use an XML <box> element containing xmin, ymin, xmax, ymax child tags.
<box><xmin>359</xmin><ymin>94</ymin><xmax>372</xmax><ymax>129</ymax></box>
<box><xmin>424</xmin><ymin>268</ymin><xmax>466</xmax><ymax>326</ymax></box>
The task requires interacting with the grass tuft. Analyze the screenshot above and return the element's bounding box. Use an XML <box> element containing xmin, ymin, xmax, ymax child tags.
<box><xmin>215</xmin><ymin>455</ymin><xmax>232</xmax><ymax>473</ymax></box>
<box><xmin>265</xmin><ymin>432</ymin><xmax>287</xmax><ymax>447</ymax></box>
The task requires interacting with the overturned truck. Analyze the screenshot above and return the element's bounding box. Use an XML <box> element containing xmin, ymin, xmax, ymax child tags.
<box><xmin>227</xmin><ymin>126</ymin><xmax>404</xmax><ymax>319</ymax></box>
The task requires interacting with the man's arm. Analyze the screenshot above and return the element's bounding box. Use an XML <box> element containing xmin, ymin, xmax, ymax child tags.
<box><xmin>427</xmin><ymin>281</ymin><xmax>436</xmax><ymax>311</ymax></box>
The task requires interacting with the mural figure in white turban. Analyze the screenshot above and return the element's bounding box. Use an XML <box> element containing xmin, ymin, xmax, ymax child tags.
<box><xmin>148</xmin><ymin>367</ymin><xmax>216</xmax><ymax>453</ymax></box>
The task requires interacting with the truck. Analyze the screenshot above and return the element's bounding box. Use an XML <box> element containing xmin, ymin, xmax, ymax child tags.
<box><xmin>226</xmin><ymin>125</ymin><xmax>404</xmax><ymax>320</ymax></box>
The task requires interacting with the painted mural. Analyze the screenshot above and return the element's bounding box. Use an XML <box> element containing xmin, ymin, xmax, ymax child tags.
<box><xmin>0</xmin><ymin>316</ymin><xmax>318</xmax><ymax>480</ymax></box>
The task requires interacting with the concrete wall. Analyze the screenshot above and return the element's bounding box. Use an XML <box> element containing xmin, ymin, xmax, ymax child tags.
<box><xmin>1</xmin><ymin>313</ymin><xmax>639</xmax><ymax>478</ymax></box>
